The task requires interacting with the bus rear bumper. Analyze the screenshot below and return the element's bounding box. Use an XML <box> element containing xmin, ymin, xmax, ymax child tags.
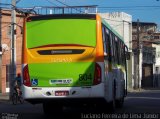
<box><xmin>22</xmin><ymin>83</ymin><xmax>105</xmax><ymax>103</ymax></box>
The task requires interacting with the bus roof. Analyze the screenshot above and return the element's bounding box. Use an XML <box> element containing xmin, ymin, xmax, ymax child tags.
<box><xmin>27</xmin><ymin>14</ymin><xmax>96</xmax><ymax>21</ymax></box>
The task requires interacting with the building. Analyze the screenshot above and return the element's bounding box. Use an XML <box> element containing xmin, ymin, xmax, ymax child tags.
<box><xmin>0</xmin><ymin>9</ymin><xmax>24</xmax><ymax>93</ymax></box>
<box><xmin>99</xmin><ymin>12</ymin><xmax>133</xmax><ymax>89</ymax></box>
<box><xmin>152</xmin><ymin>33</ymin><xmax>160</xmax><ymax>87</ymax></box>
<box><xmin>132</xmin><ymin>22</ymin><xmax>157</xmax><ymax>88</ymax></box>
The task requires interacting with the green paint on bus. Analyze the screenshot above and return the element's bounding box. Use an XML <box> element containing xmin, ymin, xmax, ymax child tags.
<box><xmin>28</xmin><ymin>62</ymin><xmax>95</xmax><ymax>87</ymax></box>
<box><xmin>26</xmin><ymin>19</ymin><xmax>96</xmax><ymax>48</ymax></box>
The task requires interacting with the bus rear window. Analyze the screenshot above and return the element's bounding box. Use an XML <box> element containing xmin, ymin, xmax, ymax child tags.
<box><xmin>26</xmin><ymin>19</ymin><xmax>96</xmax><ymax>48</ymax></box>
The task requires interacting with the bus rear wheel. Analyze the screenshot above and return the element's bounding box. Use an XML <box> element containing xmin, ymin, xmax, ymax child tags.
<box><xmin>116</xmin><ymin>96</ymin><xmax>124</xmax><ymax>108</ymax></box>
<box><xmin>116</xmin><ymin>86</ymin><xmax>125</xmax><ymax>108</ymax></box>
<box><xmin>108</xmin><ymin>80</ymin><xmax>116</xmax><ymax>112</ymax></box>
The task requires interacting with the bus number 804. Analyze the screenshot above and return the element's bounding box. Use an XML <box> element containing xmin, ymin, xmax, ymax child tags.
<box><xmin>79</xmin><ymin>74</ymin><xmax>92</xmax><ymax>81</ymax></box>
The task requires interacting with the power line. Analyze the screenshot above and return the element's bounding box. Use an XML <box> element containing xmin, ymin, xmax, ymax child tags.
<box><xmin>0</xmin><ymin>3</ymin><xmax>11</xmax><ymax>5</ymax></box>
<box><xmin>99</xmin><ymin>8</ymin><xmax>160</xmax><ymax>11</ymax></box>
<box><xmin>98</xmin><ymin>6</ymin><xmax>160</xmax><ymax>11</ymax></box>
<box><xmin>44</xmin><ymin>0</ymin><xmax>58</xmax><ymax>7</ymax></box>
<box><xmin>53</xmin><ymin>0</ymin><xmax>84</xmax><ymax>13</ymax></box>
<box><xmin>54</xmin><ymin>0</ymin><xmax>69</xmax><ymax>7</ymax></box>
<box><xmin>16</xmin><ymin>0</ymin><xmax>21</xmax><ymax>3</ymax></box>
<box><xmin>0</xmin><ymin>3</ymin><xmax>11</xmax><ymax>9</ymax></box>
<box><xmin>41</xmin><ymin>0</ymin><xmax>85</xmax><ymax>13</ymax></box>
<box><xmin>99</xmin><ymin>6</ymin><xmax>160</xmax><ymax>8</ymax></box>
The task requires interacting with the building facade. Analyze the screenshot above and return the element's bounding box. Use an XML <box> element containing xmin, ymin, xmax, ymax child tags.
<box><xmin>132</xmin><ymin>22</ymin><xmax>157</xmax><ymax>88</ymax></box>
<box><xmin>152</xmin><ymin>33</ymin><xmax>160</xmax><ymax>87</ymax></box>
<box><xmin>0</xmin><ymin>10</ymin><xmax>23</xmax><ymax>93</ymax></box>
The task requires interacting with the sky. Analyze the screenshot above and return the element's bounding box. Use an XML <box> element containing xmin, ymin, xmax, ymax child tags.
<box><xmin>1</xmin><ymin>0</ymin><xmax>160</xmax><ymax>26</ymax></box>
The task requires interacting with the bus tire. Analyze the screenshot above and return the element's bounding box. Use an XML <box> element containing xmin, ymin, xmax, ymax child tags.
<box><xmin>108</xmin><ymin>98</ymin><xmax>115</xmax><ymax>112</ymax></box>
<box><xmin>116</xmin><ymin>86</ymin><xmax>125</xmax><ymax>108</ymax></box>
<box><xmin>108</xmin><ymin>81</ymin><xmax>116</xmax><ymax>112</ymax></box>
<box><xmin>115</xmin><ymin>96</ymin><xmax>124</xmax><ymax>108</ymax></box>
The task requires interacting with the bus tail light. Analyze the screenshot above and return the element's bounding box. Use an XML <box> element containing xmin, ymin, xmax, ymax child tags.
<box><xmin>27</xmin><ymin>17</ymin><xmax>32</xmax><ymax>22</ymax></box>
<box><xmin>93</xmin><ymin>63</ymin><xmax>102</xmax><ymax>85</ymax></box>
<box><xmin>23</xmin><ymin>65</ymin><xmax>31</xmax><ymax>86</ymax></box>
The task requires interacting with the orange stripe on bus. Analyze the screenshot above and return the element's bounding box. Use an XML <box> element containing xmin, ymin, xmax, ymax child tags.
<box><xmin>96</xmin><ymin>15</ymin><xmax>104</xmax><ymax>62</ymax></box>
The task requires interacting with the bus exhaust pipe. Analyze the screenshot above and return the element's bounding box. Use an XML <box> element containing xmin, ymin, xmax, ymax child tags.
<box><xmin>46</xmin><ymin>91</ymin><xmax>51</xmax><ymax>96</ymax></box>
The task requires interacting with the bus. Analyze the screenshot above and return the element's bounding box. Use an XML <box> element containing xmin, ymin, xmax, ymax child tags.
<box><xmin>22</xmin><ymin>14</ymin><xmax>129</xmax><ymax>113</ymax></box>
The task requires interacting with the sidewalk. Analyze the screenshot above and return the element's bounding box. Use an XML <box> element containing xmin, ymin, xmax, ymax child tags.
<box><xmin>0</xmin><ymin>93</ymin><xmax>9</xmax><ymax>102</ymax></box>
<box><xmin>128</xmin><ymin>87</ymin><xmax>160</xmax><ymax>93</ymax></box>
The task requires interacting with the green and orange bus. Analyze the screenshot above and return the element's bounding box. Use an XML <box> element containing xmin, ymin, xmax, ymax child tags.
<box><xmin>22</xmin><ymin>14</ymin><xmax>129</xmax><ymax>113</ymax></box>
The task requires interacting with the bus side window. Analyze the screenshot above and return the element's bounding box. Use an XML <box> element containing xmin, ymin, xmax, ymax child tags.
<box><xmin>113</xmin><ymin>36</ymin><xmax>117</xmax><ymax>64</ymax></box>
<box><xmin>120</xmin><ymin>41</ymin><xmax>124</xmax><ymax>65</ymax></box>
<box><xmin>123</xmin><ymin>44</ymin><xmax>127</xmax><ymax>66</ymax></box>
<box><xmin>102</xmin><ymin>25</ymin><xmax>107</xmax><ymax>58</ymax></box>
<box><xmin>111</xmin><ymin>34</ymin><xmax>115</xmax><ymax>64</ymax></box>
<box><xmin>105</xmin><ymin>28</ymin><xmax>111</xmax><ymax>62</ymax></box>
<box><xmin>119</xmin><ymin>40</ymin><xmax>122</xmax><ymax>65</ymax></box>
<box><xmin>122</xmin><ymin>44</ymin><xmax>125</xmax><ymax>66</ymax></box>
<box><xmin>110</xmin><ymin>33</ymin><xmax>114</xmax><ymax>62</ymax></box>
<box><xmin>115</xmin><ymin>37</ymin><xmax>120</xmax><ymax>64</ymax></box>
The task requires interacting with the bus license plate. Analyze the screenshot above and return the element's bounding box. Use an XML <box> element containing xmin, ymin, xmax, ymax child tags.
<box><xmin>55</xmin><ymin>91</ymin><xmax>69</xmax><ymax>96</ymax></box>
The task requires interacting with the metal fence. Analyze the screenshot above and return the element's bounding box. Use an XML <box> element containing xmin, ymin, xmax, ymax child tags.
<box><xmin>19</xmin><ymin>5</ymin><xmax>98</xmax><ymax>15</ymax></box>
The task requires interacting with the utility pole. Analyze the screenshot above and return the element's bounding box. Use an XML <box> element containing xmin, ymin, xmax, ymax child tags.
<box><xmin>10</xmin><ymin>0</ymin><xmax>16</xmax><ymax>99</ymax></box>
<box><xmin>136</xmin><ymin>19</ymin><xmax>142</xmax><ymax>90</ymax></box>
<box><xmin>0</xmin><ymin>0</ymin><xmax>3</xmax><ymax>93</ymax></box>
<box><xmin>139</xmin><ymin>25</ymin><xmax>142</xmax><ymax>91</ymax></box>
<box><xmin>134</xmin><ymin>19</ymin><xmax>140</xmax><ymax>89</ymax></box>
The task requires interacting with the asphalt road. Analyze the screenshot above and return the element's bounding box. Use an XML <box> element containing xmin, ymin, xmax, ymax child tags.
<box><xmin>0</xmin><ymin>90</ymin><xmax>160</xmax><ymax>119</ymax></box>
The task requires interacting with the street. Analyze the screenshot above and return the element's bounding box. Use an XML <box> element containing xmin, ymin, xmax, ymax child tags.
<box><xmin>0</xmin><ymin>90</ymin><xmax>160</xmax><ymax>119</ymax></box>
<box><xmin>117</xmin><ymin>90</ymin><xmax>160</xmax><ymax>113</ymax></box>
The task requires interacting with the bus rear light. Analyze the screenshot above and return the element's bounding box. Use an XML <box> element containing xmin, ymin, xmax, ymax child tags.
<box><xmin>27</xmin><ymin>17</ymin><xmax>32</xmax><ymax>22</ymax></box>
<box><xmin>93</xmin><ymin>63</ymin><xmax>102</xmax><ymax>85</ymax></box>
<box><xmin>23</xmin><ymin>65</ymin><xmax>31</xmax><ymax>86</ymax></box>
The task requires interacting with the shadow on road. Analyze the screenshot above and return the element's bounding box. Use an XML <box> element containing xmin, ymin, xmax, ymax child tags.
<box><xmin>116</xmin><ymin>90</ymin><xmax>160</xmax><ymax>114</ymax></box>
<box><xmin>44</xmin><ymin>107</ymin><xmax>114</xmax><ymax>119</ymax></box>
<box><xmin>16</xmin><ymin>106</ymin><xmax>114</xmax><ymax>119</ymax></box>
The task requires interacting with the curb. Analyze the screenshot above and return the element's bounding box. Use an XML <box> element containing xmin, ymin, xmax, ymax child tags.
<box><xmin>127</xmin><ymin>88</ymin><xmax>160</xmax><ymax>93</ymax></box>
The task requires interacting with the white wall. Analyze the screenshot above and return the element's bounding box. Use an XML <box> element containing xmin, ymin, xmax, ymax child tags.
<box><xmin>152</xmin><ymin>44</ymin><xmax>160</xmax><ymax>87</ymax></box>
<box><xmin>153</xmin><ymin>44</ymin><xmax>160</xmax><ymax>66</ymax></box>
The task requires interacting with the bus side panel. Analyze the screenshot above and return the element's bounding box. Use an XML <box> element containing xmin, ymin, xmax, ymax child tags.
<box><xmin>113</xmin><ymin>68</ymin><xmax>125</xmax><ymax>100</ymax></box>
